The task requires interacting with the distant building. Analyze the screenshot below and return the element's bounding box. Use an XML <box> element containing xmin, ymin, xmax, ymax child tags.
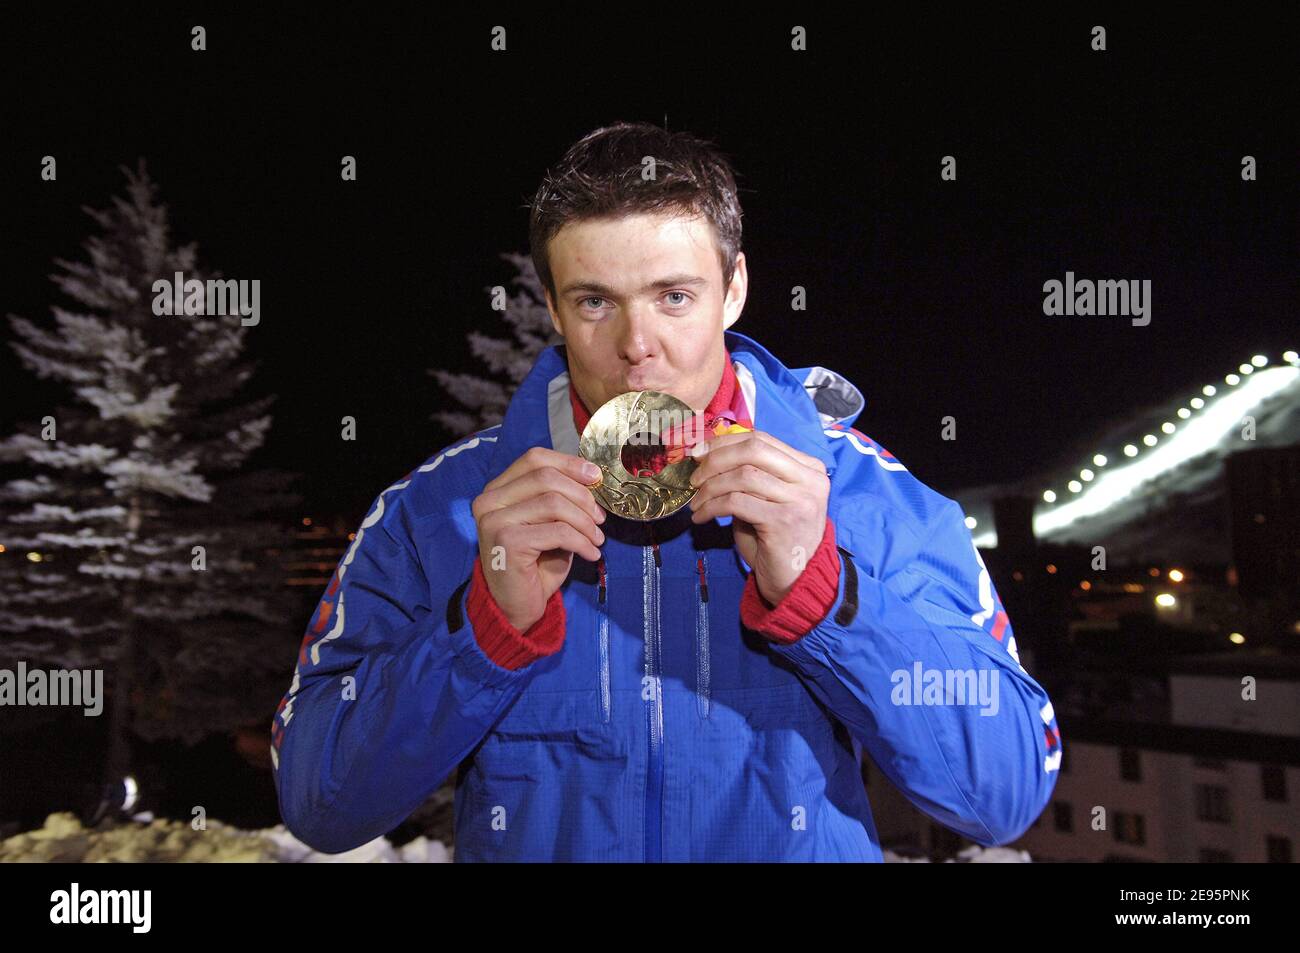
<box><xmin>1018</xmin><ymin>655</ymin><xmax>1299</xmax><ymax>862</ymax></box>
<box><xmin>1225</xmin><ymin>445</ymin><xmax>1300</xmax><ymax>605</ymax></box>
<box><xmin>863</xmin><ymin>653</ymin><xmax>1299</xmax><ymax>862</ymax></box>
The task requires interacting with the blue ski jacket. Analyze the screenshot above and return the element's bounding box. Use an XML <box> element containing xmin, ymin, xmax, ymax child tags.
<box><xmin>272</xmin><ymin>329</ymin><xmax>1062</xmax><ymax>861</ymax></box>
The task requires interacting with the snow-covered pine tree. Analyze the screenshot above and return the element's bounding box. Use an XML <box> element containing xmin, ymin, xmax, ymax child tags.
<box><xmin>428</xmin><ymin>252</ymin><xmax>562</xmax><ymax>438</ymax></box>
<box><xmin>0</xmin><ymin>159</ymin><xmax>302</xmax><ymax>778</ymax></box>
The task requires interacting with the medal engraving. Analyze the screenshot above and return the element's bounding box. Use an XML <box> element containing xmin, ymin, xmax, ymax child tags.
<box><xmin>578</xmin><ymin>390</ymin><xmax>699</xmax><ymax>521</ymax></box>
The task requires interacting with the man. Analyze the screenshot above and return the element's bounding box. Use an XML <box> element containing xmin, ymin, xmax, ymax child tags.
<box><xmin>272</xmin><ymin>122</ymin><xmax>1062</xmax><ymax>861</ymax></box>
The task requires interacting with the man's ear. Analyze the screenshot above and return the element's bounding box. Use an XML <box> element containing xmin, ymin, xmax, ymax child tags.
<box><xmin>722</xmin><ymin>251</ymin><xmax>747</xmax><ymax>330</ymax></box>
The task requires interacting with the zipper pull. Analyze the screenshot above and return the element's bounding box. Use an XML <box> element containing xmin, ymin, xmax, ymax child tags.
<box><xmin>597</xmin><ymin>557</ymin><xmax>607</xmax><ymax>604</ymax></box>
<box><xmin>696</xmin><ymin>555</ymin><xmax>709</xmax><ymax>603</ymax></box>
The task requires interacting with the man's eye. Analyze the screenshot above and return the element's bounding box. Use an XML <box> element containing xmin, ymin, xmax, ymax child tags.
<box><xmin>665</xmin><ymin>292</ymin><xmax>689</xmax><ymax>306</ymax></box>
<box><xmin>581</xmin><ymin>296</ymin><xmax>605</xmax><ymax>309</ymax></box>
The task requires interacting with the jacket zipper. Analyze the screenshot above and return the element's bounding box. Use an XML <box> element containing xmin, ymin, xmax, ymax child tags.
<box><xmin>696</xmin><ymin>554</ymin><xmax>710</xmax><ymax>719</ymax></box>
<box><xmin>644</xmin><ymin>528</ymin><xmax>664</xmax><ymax>863</ymax></box>
<box><xmin>597</xmin><ymin>557</ymin><xmax>610</xmax><ymax>724</ymax></box>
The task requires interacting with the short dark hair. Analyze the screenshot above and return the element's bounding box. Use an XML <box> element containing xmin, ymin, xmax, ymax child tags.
<box><xmin>528</xmin><ymin>121</ymin><xmax>744</xmax><ymax>304</ymax></box>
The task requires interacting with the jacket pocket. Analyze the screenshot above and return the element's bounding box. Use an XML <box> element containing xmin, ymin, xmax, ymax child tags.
<box><xmin>489</xmin><ymin>580</ymin><xmax>605</xmax><ymax>733</ymax></box>
<box><xmin>458</xmin><ymin>728</ymin><xmax>631</xmax><ymax>861</ymax></box>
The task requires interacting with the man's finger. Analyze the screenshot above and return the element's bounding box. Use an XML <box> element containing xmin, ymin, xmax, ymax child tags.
<box><xmin>690</xmin><ymin>490</ymin><xmax>779</xmax><ymax>527</ymax></box>
<box><xmin>743</xmin><ymin>430</ymin><xmax>827</xmax><ymax>473</ymax></box>
<box><xmin>488</xmin><ymin>492</ymin><xmax>606</xmax><ymax>550</ymax></box>
<box><xmin>498</xmin><ymin>521</ymin><xmax>603</xmax><ymax>563</ymax></box>
<box><xmin>690</xmin><ymin>461</ymin><xmax>798</xmax><ymax>508</ymax></box>
<box><xmin>690</xmin><ymin>429</ymin><xmax>826</xmax><ymax>474</ymax></box>
<box><xmin>477</xmin><ymin>465</ymin><xmax>606</xmax><ymax>525</ymax></box>
<box><xmin>482</xmin><ymin>445</ymin><xmax>602</xmax><ymax>494</ymax></box>
<box><xmin>690</xmin><ymin>433</ymin><xmax>818</xmax><ymax>487</ymax></box>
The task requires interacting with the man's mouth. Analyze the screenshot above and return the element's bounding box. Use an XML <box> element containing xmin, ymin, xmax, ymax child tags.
<box><xmin>625</xmin><ymin>371</ymin><xmax>666</xmax><ymax>391</ymax></box>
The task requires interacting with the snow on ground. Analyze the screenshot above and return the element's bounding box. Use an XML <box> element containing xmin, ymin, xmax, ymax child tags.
<box><xmin>883</xmin><ymin>844</ymin><xmax>1032</xmax><ymax>863</ymax></box>
<box><xmin>0</xmin><ymin>811</ymin><xmax>451</xmax><ymax>863</ymax></box>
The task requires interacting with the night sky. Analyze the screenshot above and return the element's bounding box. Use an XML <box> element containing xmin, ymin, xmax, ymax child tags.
<box><xmin>3</xmin><ymin>8</ymin><xmax>1295</xmax><ymax>522</ymax></box>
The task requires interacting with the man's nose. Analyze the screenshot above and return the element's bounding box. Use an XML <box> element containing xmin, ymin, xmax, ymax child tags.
<box><xmin>615</xmin><ymin>304</ymin><xmax>657</xmax><ymax>364</ymax></box>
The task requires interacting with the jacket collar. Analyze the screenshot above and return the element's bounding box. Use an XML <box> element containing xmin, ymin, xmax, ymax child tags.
<box><xmin>486</xmin><ymin>330</ymin><xmax>841</xmax><ymax>479</ymax></box>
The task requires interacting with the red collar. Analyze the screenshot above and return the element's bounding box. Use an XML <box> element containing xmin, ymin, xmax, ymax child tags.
<box><xmin>569</xmin><ymin>350</ymin><xmax>739</xmax><ymax>434</ymax></box>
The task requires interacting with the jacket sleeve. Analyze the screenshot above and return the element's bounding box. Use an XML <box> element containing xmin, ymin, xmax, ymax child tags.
<box><xmin>270</xmin><ymin>471</ymin><xmax>547</xmax><ymax>854</ymax></box>
<box><xmin>764</xmin><ymin>495</ymin><xmax>1062</xmax><ymax>847</ymax></box>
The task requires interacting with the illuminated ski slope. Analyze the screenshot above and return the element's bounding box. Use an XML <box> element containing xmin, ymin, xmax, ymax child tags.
<box><xmin>959</xmin><ymin>351</ymin><xmax>1300</xmax><ymax>561</ymax></box>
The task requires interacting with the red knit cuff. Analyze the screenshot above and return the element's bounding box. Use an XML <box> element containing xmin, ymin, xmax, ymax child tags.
<box><xmin>466</xmin><ymin>557</ymin><xmax>566</xmax><ymax>670</ymax></box>
<box><xmin>740</xmin><ymin>518</ymin><xmax>840</xmax><ymax>644</ymax></box>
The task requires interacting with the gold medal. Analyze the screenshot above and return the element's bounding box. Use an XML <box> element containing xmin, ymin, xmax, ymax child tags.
<box><xmin>578</xmin><ymin>390</ymin><xmax>699</xmax><ymax>521</ymax></box>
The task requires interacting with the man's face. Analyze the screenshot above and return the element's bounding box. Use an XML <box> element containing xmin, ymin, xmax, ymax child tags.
<box><xmin>543</xmin><ymin>211</ymin><xmax>747</xmax><ymax>415</ymax></box>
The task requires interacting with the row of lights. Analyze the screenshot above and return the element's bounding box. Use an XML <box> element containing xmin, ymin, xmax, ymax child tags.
<box><xmin>1076</xmin><ymin>566</ymin><xmax>1250</xmax><ymax>645</ymax></box>
<box><xmin>962</xmin><ymin>350</ymin><xmax>1296</xmax><ymax>533</ymax></box>
<box><xmin>297</xmin><ymin>517</ymin><xmax>353</xmax><ymax>538</ymax></box>
<box><xmin>1026</xmin><ymin>350</ymin><xmax>1296</xmax><ymax>648</ymax></box>
<box><xmin>1011</xmin><ymin>565</ymin><xmax>1186</xmax><ymax>582</ymax></box>
<box><xmin>1036</xmin><ymin>351</ymin><xmax>1297</xmax><ymax>505</ymax></box>
<box><xmin>1</xmin><ymin>532</ymin><xmax>1274</xmax><ymax>645</ymax></box>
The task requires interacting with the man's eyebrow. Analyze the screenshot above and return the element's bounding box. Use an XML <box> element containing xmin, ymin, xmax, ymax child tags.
<box><xmin>559</xmin><ymin>274</ymin><xmax>709</xmax><ymax>296</ymax></box>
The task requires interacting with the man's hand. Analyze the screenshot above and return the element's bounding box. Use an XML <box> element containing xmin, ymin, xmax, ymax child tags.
<box><xmin>471</xmin><ymin>446</ymin><xmax>607</xmax><ymax>631</ymax></box>
<box><xmin>687</xmin><ymin>430</ymin><xmax>830</xmax><ymax>606</ymax></box>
